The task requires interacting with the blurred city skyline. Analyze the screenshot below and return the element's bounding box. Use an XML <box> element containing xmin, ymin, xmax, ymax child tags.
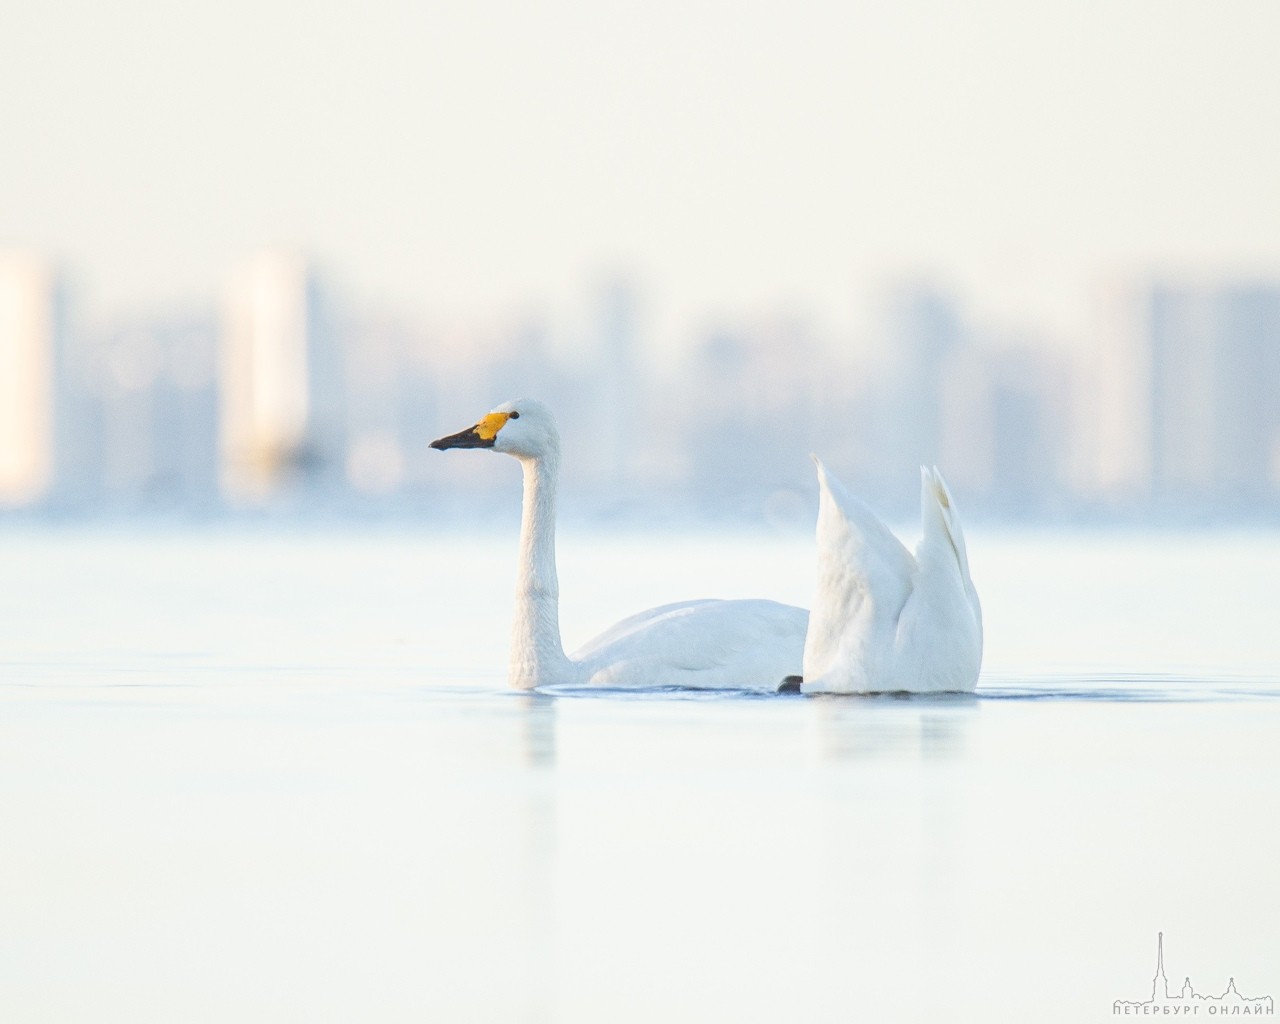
<box><xmin>5</xmin><ymin>0</ymin><xmax>1280</xmax><ymax>523</ymax></box>
<box><xmin>2</xmin><ymin>245</ymin><xmax>1278</xmax><ymax>524</ymax></box>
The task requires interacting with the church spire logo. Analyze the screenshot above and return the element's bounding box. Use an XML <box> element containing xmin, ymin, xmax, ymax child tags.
<box><xmin>1114</xmin><ymin>933</ymin><xmax>1273</xmax><ymax>1015</ymax></box>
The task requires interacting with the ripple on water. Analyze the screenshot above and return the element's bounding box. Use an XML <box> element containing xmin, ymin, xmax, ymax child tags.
<box><xmin>978</xmin><ymin>671</ymin><xmax>1280</xmax><ymax>702</ymax></box>
<box><xmin>529</xmin><ymin>673</ymin><xmax>1280</xmax><ymax>704</ymax></box>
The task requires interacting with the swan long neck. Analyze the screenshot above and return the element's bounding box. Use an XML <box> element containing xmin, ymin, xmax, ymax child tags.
<box><xmin>510</xmin><ymin>450</ymin><xmax>577</xmax><ymax>689</ymax></box>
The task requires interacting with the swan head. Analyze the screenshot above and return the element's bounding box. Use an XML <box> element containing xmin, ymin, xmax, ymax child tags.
<box><xmin>430</xmin><ymin>398</ymin><xmax>560</xmax><ymax>460</ymax></box>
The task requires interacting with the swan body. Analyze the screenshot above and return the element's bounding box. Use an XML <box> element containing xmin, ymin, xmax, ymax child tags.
<box><xmin>431</xmin><ymin>399</ymin><xmax>808</xmax><ymax>691</ymax></box>
<box><xmin>801</xmin><ymin>458</ymin><xmax>982</xmax><ymax>694</ymax></box>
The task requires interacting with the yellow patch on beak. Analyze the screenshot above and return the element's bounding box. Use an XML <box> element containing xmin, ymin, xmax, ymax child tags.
<box><xmin>475</xmin><ymin>412</ymin><xmax>510</xmax><ymax>441</ymax></box>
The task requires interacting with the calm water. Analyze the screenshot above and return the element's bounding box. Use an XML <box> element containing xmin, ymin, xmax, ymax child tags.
<box><xmin>0</xmin><ymin>525</ymin><xmax>1277</xmax><ymax>1022</ymax></box>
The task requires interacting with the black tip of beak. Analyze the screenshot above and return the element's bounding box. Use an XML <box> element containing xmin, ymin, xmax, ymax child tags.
<box><xmin>430</xmin><ymin>426</ymin><xmax>494</xmax><ymax>451</ymax></box>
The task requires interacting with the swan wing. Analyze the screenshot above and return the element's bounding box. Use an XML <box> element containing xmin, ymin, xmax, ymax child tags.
<box><xmin>891</xmin><ymin>466</ymin><xmax>982</xmax><ymax>692</ymax></box>
<box><xmin>802</xmin><ymin>457</ymin><xmax>916</xmax><ymax>693</ymax></box>
<box><xmin>571</xmin><ymin>598</ymin><xmax>809</xmax><ymax>691</ymax></box>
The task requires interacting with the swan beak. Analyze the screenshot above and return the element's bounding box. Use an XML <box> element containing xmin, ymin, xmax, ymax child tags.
<box><xmin>431</xmin><ymin>411</ymin><xmax>510</xmax><ymax>450</ymax></box>
<box><xmin>430</xmin><ymin>425</ymin><xmax>495</xmax><ymax>450</ymax></box>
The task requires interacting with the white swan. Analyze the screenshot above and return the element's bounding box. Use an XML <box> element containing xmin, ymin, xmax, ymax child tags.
<box><xmin>431</xmin><ymin>399</ymin><xmax>809</xmax><ymax>690</ymax></box>
<box><xmin>800</xmin><ymin>458</ymin><xmax>982</xmax><ymax>694</ymax></box>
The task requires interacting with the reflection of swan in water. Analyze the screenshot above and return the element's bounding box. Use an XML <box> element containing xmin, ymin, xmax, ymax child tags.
<box><xmin>799</xmin><ymin>459</ymin><xmax>982</xmax><ymax>694</ymax></box>
<box><xmin>516</xmin><ymin>693</ymin><xmax>558</xmax><ymax>768</ymax></box>
<box><xmin>431</xmin><ymin>399</ymin><xmax>808</xmax><ymax>691</ymax></box>
<box><xmin>809</xmin><ymin>696</ymin><xmax>977</xmax><ymax>762</ymax></box>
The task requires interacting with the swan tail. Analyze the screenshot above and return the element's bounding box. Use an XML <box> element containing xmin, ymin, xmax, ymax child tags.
<box><xmin>920</xmin><ymin>465</ymin><xmax>959</xmax><ymax>518</ymax></box>
<box><xmin>804</xmin><ymin>457</ymin><xmax>916</xmax><ymax>691</ymax></box>
<box><xmin>812</xmin><ymin>456</ymin><xmax>915</xmax><ymax>581</ymax></box>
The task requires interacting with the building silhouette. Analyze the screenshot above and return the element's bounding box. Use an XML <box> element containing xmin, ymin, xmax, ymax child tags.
<box><xmin>3</xmin><ymin>248</ymin><xmax>1280</xmax><ymax>522</ymax></box>
<box><xmin>583</xmin><ymin>276</ymin><xmax>641</xmax><ymax>495</ymax></box>
<box><xmin>939</xmin><ymin>341</ymin><xmax>1074</xmax><ymax>515</ymax></box>
<box><xmin>0</xmin><ymin>251</ymin><xmax>61</xmax><ymax>506</ymax></box>
<box><xmin>865</xmin><ymin>283</ymin><xmax>964</xmax><ymax>505</ymax></box>
<box><xmin>1085</xmin><ymin>281</ymin><xmax>1280</xmax><ymax>515</ymax></box>
<box><xmin>220</xmin><ymin>249</ymin><xmax>345</xmax><ymax>502</ymax></box>
<box><xmin>1114</xmin><ymin>932</ymin><xmax>1273</xmax><ymax>1013</ymax></box>
<box><xmin>95</xmin><ymin>315</ymin><xmax>219</xmax><ymax>507</ymax></box>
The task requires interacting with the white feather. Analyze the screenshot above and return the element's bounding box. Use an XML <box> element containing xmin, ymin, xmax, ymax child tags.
<box><xmin>573</xmin><ymin>598</ymin><xmax>809</xmax><ymax>690</ymax></box>
<box><xmin>801</xmin><ymin>459</ymin><xmax>982</xmax><ymax>694</ymax></box>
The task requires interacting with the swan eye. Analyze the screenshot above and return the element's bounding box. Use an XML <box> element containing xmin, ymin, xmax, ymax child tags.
<box><xmin>509</xmin><ymin>411</ymin><xmax>520</xmax><ymax>419</ymax></box>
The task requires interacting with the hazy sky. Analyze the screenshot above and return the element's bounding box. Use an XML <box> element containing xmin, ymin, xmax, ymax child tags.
<box><xmin>4</xmin><ymin>0</ymin><xmax>1280</xmax><ymax>349</ymax></box>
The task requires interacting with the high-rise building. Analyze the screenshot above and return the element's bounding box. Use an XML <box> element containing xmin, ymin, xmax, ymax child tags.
<box><xmin>587</xmin><ymin>277</ymin><xmax>639</xmax><ymax>493</ymax></box>
<box><xmin>220</xmin><ymin>249</ymin><xmax>344</xmax><ymax>501</ymax></box>
<box><xmin>88</xmin><ymin>315</ymin><xmax>220</xmax><ymax>507</ymax></box>
<box><xmin>1147</xmin><ymin>285</ymin><xmax>1219</xmax><ymax>502</ymax></box>
<box><xmin>1147</xmin><ymin>283</ymin><xmax>1280</xmax><ymax>508</ymax></box>
<box><xmin>1210</xmin><ymin>286</ymin><xmax>1280</xmax><ymax>501</ymax></box>
<box><xmin>939</xmin><ymin>341</ymin><xmax>1073</xmax><ymax>514</ymax></box>
<box><xmin>1083</xmin><ymin>280</ymin><xmax>1280</xmax><ymax>512</ymax></box>
<box><xmin>1071</xmin><ymin>282</ymin><xmax>1152</xmax><ymax>506</ymax></box>
<box><xmin>864</xmin><ymin>283</ymin><xmax>965</xmax><ymax>509</ymax></box>
<box><xmin>680</xmin><ymin>316</ymin><xmax>821</xmax><ymax>514</ymax></box>
<box><xmin>0</xmin><ymin>251</ymin><xmax>58</xmax><ymax>506</ymax></box>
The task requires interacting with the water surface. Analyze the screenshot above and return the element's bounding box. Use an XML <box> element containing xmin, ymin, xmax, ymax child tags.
<box><xmin>0</xmin><ymin>526</ymin><xmax>1276</xmax><ymax>1022</ymax></box>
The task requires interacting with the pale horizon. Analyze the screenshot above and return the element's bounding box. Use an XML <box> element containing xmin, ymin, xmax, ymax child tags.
<box><xmin>4</xmin><ymin>0</ymin><xmax>1280</xmax><ymax>354</ymax></box>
